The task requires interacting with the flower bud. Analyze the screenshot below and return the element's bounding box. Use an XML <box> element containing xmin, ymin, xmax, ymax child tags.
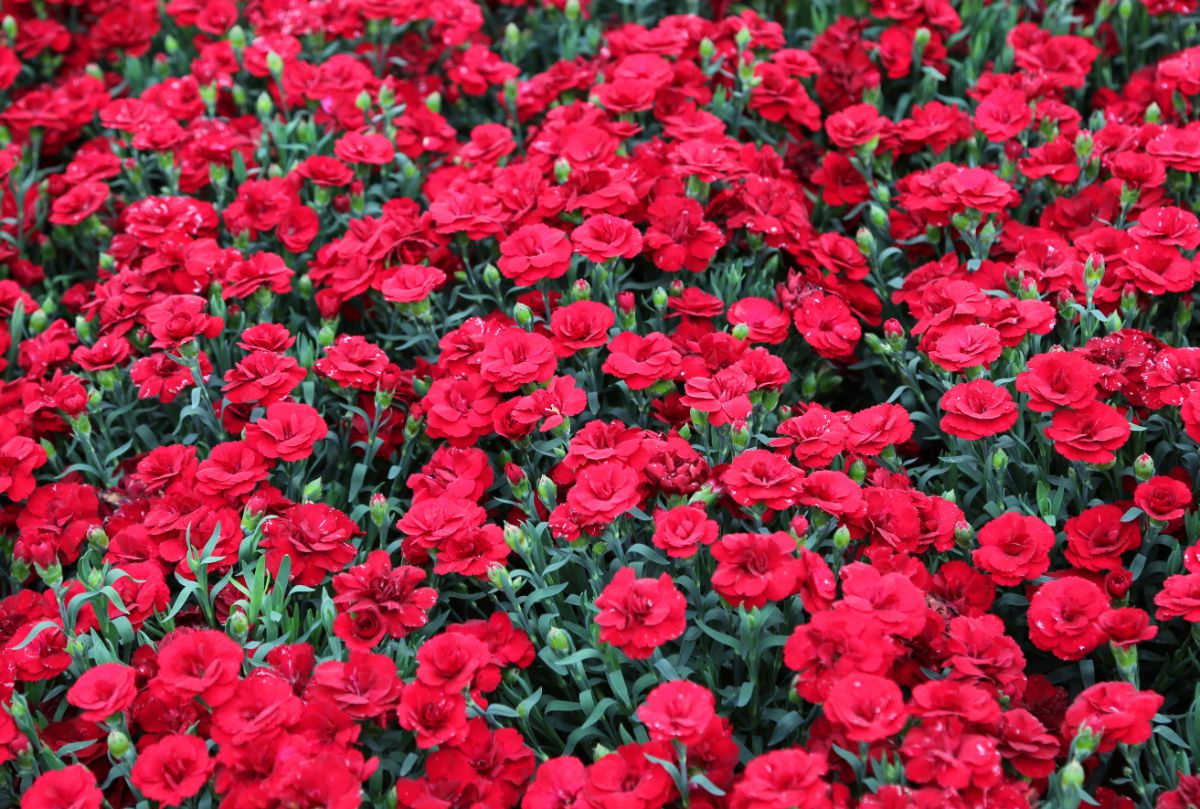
<box><xmin>1084</xmin><ymin>254</ymin><xmax>1104</xmax><ymax>290</ymax></box>
<box><xmin>731</xmin><ymin>421</ymin><xmax>749</xmax><ymax>449</ymax></box>
<box><xmin>107</xmin><ymin>730</ymin><xmax>132</xmax><ymax>759</ymax></box>
<box><xmin>572</xmin><ymin>279</ymin><xmax>591</xmax><ymax>300</ymax></box>
<box><xmin>378</xmin><ymin>83</ymin><xmax>395</xmax><ymax>109</ymax></box>
<box><xmin>699</xmin><ymin>37</ymin><xmax>715</xmax><ymax>61</ymax></box>
<box><xmin>651</xmin><ymin>286</ymin><xmax>668</xmax><ymax>311</ymax></box>
<box><xmin>227</xmin><ymin>24</ymin><xmax>246</xmax><ymax>49</ymax></box>
<box><xmin>564</xmin><ymin>0</ymin><xmax>581</xmax><ymax>21</ymax></box>
<box><xmin>266</xmin><ymin>51</ymin><xmax>285</xmax><ymax>76</ymax></box>
<box><xmin>302</xmin><ymin>478</ymin><xmax>323</xmax><ymax>502</ymax></box>
<box><xmin>951</xmin><ymin>212</ymin><xmax>971</xmax><ymax>231</ymax></box>
<box><xmin>732</xmin><ymin>322</ymin><xmax>749</xmax><ymax>341</ymax></box>
<box><xmin>1072</xmin><ymin>724</ymin><xmax>1101</xmax><ymax>758</ymax></box>
<box><xmin>256</xmin><ymin>92</ymin><xmax>274</xmax><ymax>119</ymax></box>
<box><xmin>28</xmin><ymin>308</ymin><xmax>46</xmax><ymax>333</ymax></box>
<box><xmin>228</xmin><ymin>609</ymin><xmax>250</xmax><ymax>638</ymax></box>
<box><xmin>735</xmin><ymin>25</ymin><xmax>752</xmax><ymax>51</ymax></box>
<box><xmin>991</xmin><ymin>448</ymin><xmax>1008</xmax><ymax>471</ymax></box>
<box><xmin>833</xmin><ymin>525</ymin><xmax>852</xmax><ymax>550</ymax></box>
<box><xmin>954</xmin><ymin>520</ymin><xmax>974</xmax><ymax>547</ymax></box>
<box><xmin>848</xmin><ymin>459</ymin><xmax>867</xmax><ymax>483</ymax></box>
<box><xmin>87</xmin><ymin>525</ymin><xmax>109</xmax><ymax>550</ymax></box>
<box><xmin>554</xmin><ymin>158</ymin><xmax>571</xmax><ymax>184</ymax></box>
<box><xmin>1118</xmin><ymin>0</ymin><xmax>1133</xmax><ymax>18</ymax></box>
<box><xmin>500</xmin><ymin>523</ymin><xmax>520</xmax><ymax>552</ymax></box>
<box><xmin>855</xmin><ymin>227</ymin><xmax>875</xmax><ymax>256</ymax></box>
<box><xmin>1134</xmin><ymin>453</ymin><xmax>1155</xmax><ymax>482</ymax></box>
<box><xmin>868</xmin><ymin>204</ymin><xmax>888</xmax><ymax>229</ymax></box>
<box><xmin>38</xmin><ymin>562</ymin><xmax>63</xmax><ymax>586</ymax></box>
<box><xmin>3</xmin><ymin>16</ymin><xmax>16</xmax><ymax>41</ymax></box>
<box><xmin>483</xmin><ymin>264</ymin><xmax>501</xmax><ymax>287</ymax></box>
<box><xmin>513</xmin><ymin>302</ymin><xmax>533</xmax><ymax>327</ymax></box>
<box><xmin>913</xmin><ymin>26</ymin><xmax>931</xmax><ymax>48</ymax></box>
<box><xmin>537</xmin><ymin>476</ymin><xmax>557</xmax><ymax>508</ymax></box>
<box><xmin>317</xmin><ymin>324</ymin><xmax>336</xmax><ymax>347</ymax></box>
<box><xmin>369</xmin><ymin>493</ymin><xmax>389</xmax><ymax>527</ymax></box>
<box><xmin>486</xmin><ymin>564</ymin><xmax>511</xmax><ymax>590</ymax></box>
<box><xmin>1060</xmin><ymin>760</ymin><xmax>1086</xmax><ymax>790</ymax></box>
<box><xmin>424</xmin><ymin>91</ymin><xmax>441</xmax><ymax>113</ymax></box>
<box><xmin>1145</xmin><ymin>102</ymin><xmax>1161</xmax><ymax>125</ymax></box>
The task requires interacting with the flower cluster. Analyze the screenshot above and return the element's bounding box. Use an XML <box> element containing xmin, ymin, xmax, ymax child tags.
<box><xmin>2</xmin><ymin>0</ymin><xmax>1200</xmax><ymax>807</ymax></box>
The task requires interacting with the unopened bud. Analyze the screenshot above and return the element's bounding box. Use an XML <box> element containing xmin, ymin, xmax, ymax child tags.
<box><xmin>228</xmin><ymin>609</ymin><xmax>250</xmax><ymax>638</ymax></box>
<box><xmin>848</xmin><ymin>459</ymin><xmax>867</xmax><ymax>483</ymax></box>
<box><xmin>954</xmin><ymin>520</ymin><xmax>974</xmax><ymax>547</ymax></box>
<box><xmin>482</xmin><ymin>264</ymin><xmax>501</xmax><ymax>287</ymax></box>
<box><xmin>699</xmin><ymin>37</ymin><xmax>715</xmax><ymax>61</ymax></box>
<box><xmin>732</xmin><ymin>322</ymin><xmax>749</xmax><ymax>341</ymax></box>
<box><xmin>266</xmin><ymin>51</ymin><xmax>284</xmax><ymax>76</ymax></box>
<box><xmin>87</xmin><ymin>526</ymin><xmax>109</xmax><ymax>550</ymax></box>
<box><xmin>991</xmin><ymin>448</ymin><xmax>1008</xmax><ymax>471</ymax></box>
<box><xmin>1134</xmin><ymin>453</ymin><xmax>1155</xmax><ymax>482</ymax></box>
<box><xmin>833</xmin><ymin>525</ymin><xmax>852</xmax><ymax>550</ymax></box>
<box><xmin>301</xmin><ymin>478</ymin><xmax>323</xmax><ymax>501</ymax></box>
<box><xmin>537</xmin><ymin>476</ymin><xmax>557</xmax><ymax>508</ymax></box>
<box><xmin>369</xmin><ymin>493</ymin><xmax>389</xmax><ymax>526</ymax></box>
<box><xmin>514</xmin><ymin>302</ymin><xmax>533</xmax><ymax>327</ymax></box>
<box><xmin>107</xmin><ymin>730</ymin><xmax>132</xmax><ymax>759</ymax></box>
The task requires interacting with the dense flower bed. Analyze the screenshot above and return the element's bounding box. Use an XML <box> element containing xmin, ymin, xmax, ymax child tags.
<box><xmin>3</xmin><ymin>0</ymin><xmax>1200</xmax><ymax>806</ymax></box>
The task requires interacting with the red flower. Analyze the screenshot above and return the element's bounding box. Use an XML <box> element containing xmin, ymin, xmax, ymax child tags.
<box><xmin>1134</xmin><ymin>475</ymin><xmax>1193</xmax><ymax>521</ymax></box>
<box><xmin>22</xmin><ymin>764</ymin><xmax>103</xmax><ymax>809</ymax></box>
<box><xmin>1028</xmin><ymin>577</ymin><xmax>1110</xmax><ymax>661</ymax></box>
<box><xmin>651</xmin><ymin>504</ymin><xmax>719</xmax><ymax>559</ymax></box>
<box><xmin>152</xmin><ymin>629</ymin><xmax>244</xmax><ymax>707</ymax></box>
<box><xmin>49</xmin><ymin>181</ymin><xmax>109</xmax><ymax>226</ymax></box>
<box><xmin>731</xmin><ymin>748</ymin><xmax>831</xmax><ymax>809</ymax></box>
<box><xmin>939</xmin><ymin>380</ymin><xmax>1018</xmax><ymax>440</ymax></box>
<box><xmin>416</xmin><ymin>632</ymin><xmax>491</xmax><ymax>692</ymax></box>
<box><xmin>973</xmin><ymin>513</ymin><xmax>1055</xmax><ymax>586</ymax></box>
<box><xmin>195</xmin><ymin>440</ymin><xmax>271</xmax><ymax>500</ymax></box>
<box><xmin>721</xmin><ymin>449</ymin><xmax>804</xmax><ymax>510</ymax></box>
<box><xmin>422</xmin><ymin>374</ymin><xmax>500</xmax><ymax>448</ymax></box>
<box><xmin>332</xmin><ymin>551</ymin><xmax>437</xmax><ymax>643</ymax></box>
<box><xmin>479</xmin><ymin>328</ymin><xmax>557</xmax><ymax>392</ymax></box>
<box><xmin>1062</xmin><ymin>681</ymin><xmax>1163</xmax><ymax>752</ymax></box>
<box><xmin>549</xmin><ymin>300</ymin><xmax>614</xmax><ymax>357</ymax></box>
<box><xmin>262</xmin><ymin>503</ymin><xmax>360</xmax><ymax>587</ymax></box>
<box><xmin>499</xmin><ymin>224</ymin><xmax>573</xmax><ymax>285</ymax></box>
<box><xmin>637</xmin><ymin>680</ymin><xmax>716</xmax><ymax>746</ymax></box>
<box><xmin>66</xmin><ymin>662</ymin><xmax>137</xmax><ymax>722</ymax></box>
<box><xmin>142</xmin><ymin>294</ymin><xmax>223</xmax><ymax>349</ymax></box>
<box><xmin>1064</xmin><ymin>504</ymin><xmax>1142</xmax><ymax>571</ymax></box>
<box><xmin>602</xmin><ymin>331</ymin><xmax>682</xmax><ymax>390</ymax></box>
<box><xmin>244</xmin><ymin>401</ymin><xmax>329</xmax><ymax>462</ymax></box>
<box><xmin>711</xmin><ymin>532</ymin><xmax>799</xmax><ymax>609</ymax></box>
<box><xmin>1044</xmin><ymin>401</ymin><xmax>1131</xmax><ymax>464</ymax></box>
<box><xmin>0</xmin><ymin>433</ymin><xmax>47</xmax><ymax>501</ymax></box>
<box><xmin>306</xmin><ymin>651</ymin><xmax>404</xmax><ymax>720</ymax></box>
<box><xmin>571</xmin><ymin>214</ymin><xmax>643</xmax><ymax>263</ymax></box>
<box><xmin>397</xmin><ymin>681</ymin><xmax>469</xmax><ymax>749</ymax></box>
<box><xmin>823</xmin><ymin>672</ymin><xmax>907</xmax><ymax>742</ymax></box>
<box><xmin>130</xmin><ymin>734</ymin><xmax>213</xmax><ymax>805</ymax></box>
<box><xmin>643</xmin><ymin>195</ymin><xmax>724</xmax><ymax>273</ymax></box>
<box><xmin>594</xmin><ymin>567</ymin><xmax>686</xmax><ymax>660</ymax></box>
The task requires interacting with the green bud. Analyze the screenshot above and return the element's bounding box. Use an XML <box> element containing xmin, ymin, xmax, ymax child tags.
<box><xmin>537</xmin><ymin>476</ymin><xmax>557</xmax><ymax>508</ymax></box>
<box><xmin>227</xmin><ymin>24</ymin><xmax>246</xmax><ymax>50</ymax></box>
<box><xmin>87</xmin><ymin>526</ymin><xmax>109</xmax><ymax>550</ymax></box>
<box><xmin>11</xmin><ymin>558</ymin><xmax>29</xmax><ymax>581</ymax></box>
<box><xmin>732</xmin><ymin>322</ymin><xmax>749</xmax><ymax>341</ymax></box>
<box><xmin>228</xmin><ymin>609</ymin><xmax>250</xmax><ymax>638</ymax></box>
<box><xmin>951</xmin><ymin>212</ymin><xmax>972</xmax><ymax>231</ymax></box>
<box><xmin>801</xmin><ymin>373</ymin><xmax>817</xmax><ymax>400</ymax></box>
<box><xmin>734</xmin><ymin>25</ymin><xmax>752</xmax><ymax>52</ymax></box>
<box><xmin>554</xmin><ymin>158</ymin><xmax>571</xmax><ymax>184</ymax></box>
<box><xmin>301</xmin><ymin>478</ymin><xmax>323</xmax><ymax>501</ymax></box>
<box><xmin>504</xmin><ymin>23</ymin><xmax>521</xmax><ymax>50</ymax></box>
<box><xmin>107</xmin><ymin>730</ymin><xmax>132</xmax><ymax>759</ymax></box>
<box><xmin>369</xmin><ymin>493</ymin><xmax>389</xmax><ymax>527</ymax></box>
<box><xmin>991</xmin><ymin>448</ymin><xmax>1008</xmax><ymax>471</ymax></box>
<box><xmin>833</xmin><ymin>525</ymin><xmax>852</xmax><ymax>550</ymax></box>
<box><xmin>954</xmin><ymin>520</ymin><xmax>974</xmax><ymax>547</ymax></box>
<box><xmin>913</xmin><ymin>27</ymin><xmax>931</xmax><ymax>48</ymax></box>
<box><xmin>255</xmin><ymin>92</ymin><xmax>274</xmax><ymax>119</ymax></box>
<box><xmin>564</xmin><ymin>0</ymin><xmax>581</xmax><ymax>21</ymax></box>
<box><xmin>1118</xmin><ymin>0</ymin><xmax>1133</xmax><ymax>17</ymax></box>
<box><xmin>266</xmin><ymin>50</ymin><xmax>284</xmax><ymax>76</ymax></box>
<box><xmin>699</xmin><ymin>37</ymin><xmax>715</xmax><ymax>61</ymax></box>
<box><xmin>855</xmin><ymin>227</ymin><xmax>875</xmax><ymax>256</ymax></box>
<box><xmin>731</xmin><ymin>422</ymin><xmax>749</xmax><ymax>449</ymax></box>
<box><xmin>27</xmin><ymin>308</ymin><xmax>46</xmax><ymax>334</ymax></box>
<box><xmin>1134</xmin><ymin>453</ymin><xmax>1155</xmax><ymax>482</ymax></box>
<box><xmin>651</xmin><ymin>287</ymin><xmax>668</xmax><ymax>311</ymax></box>
<box><xmin>3</xmin><ymin>16</ymin><xmax>16</xmax><ymax>41</ymax></box>
<box><xmin>38</xmin><ymin>562</ymin><xmax>63</xmax><ymax>586</ymax></box>
<box><xmin>317</xmin><ymin>324</ymin><xmax>336</xmax><ymax>347</ymax></box>
<box><xmin>483</xmin><ymin>264</ymin><xmax>502</xmax><ymax>287</ymax></box>
<box><xmin>1145</xmin><ymin>102</ymin><xmax>1161</xmax><ymax>125</ymax></box>
<box><xmin>1074</xmin><ymin>132</ymin><xmax>1093</xmax><ymax>160</ymax></box>
<box><xmin>514</xmin><ymin>302</ymin><xmax>533</xmax><ymax>327</ymax></box>
<box><xmin>503</xmin><ymin>523</ymin><xmax>528</xmax><ymax>553</ymax></box>
<box><xmin>848</xmin><ymin>459</ymin><xmax>867</xmax><ymax>483</ymax></box>
<box><xmin>868</xmin><ymin>204</ymin><xmax>888</xmax><ymax>230</ymax></box>
<box><xmin>425</xmin><ymin>91</ymin><xmax>441</xmax><ymax>113</ymax></box>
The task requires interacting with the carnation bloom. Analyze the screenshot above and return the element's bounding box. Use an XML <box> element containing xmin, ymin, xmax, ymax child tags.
<box><xmin>1027</xmin><ymin>576</ymin><xmax>1110</xmax><ymax>661</ymax></box>
<box><xmin>130</xmin><ymin>734</ymin><xmax>214</xmax><ymax>805</ymax></box>
<box><xmin>594</xmin><ymin>567</ymin><xmax>686</xmax><ymax>660</ymax></box>
<box><xmin>939</xmin><ymin>380</ymin><xmax>1018</xmax><ymax>440</ymax></box>
<box><xmin>972</xmin><ymin>513</ymin><xmax>1056</xmax><ymax>586</ymax></box>
<box><xmin>1062</xmin><ymin>681</ymin><xmax>1163</xmax><ymax>752</ymax></box>
<box><xmin>637</xmin><ymin>680</ymin><xmax>716</xmax><ymax>745</ymax></box>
